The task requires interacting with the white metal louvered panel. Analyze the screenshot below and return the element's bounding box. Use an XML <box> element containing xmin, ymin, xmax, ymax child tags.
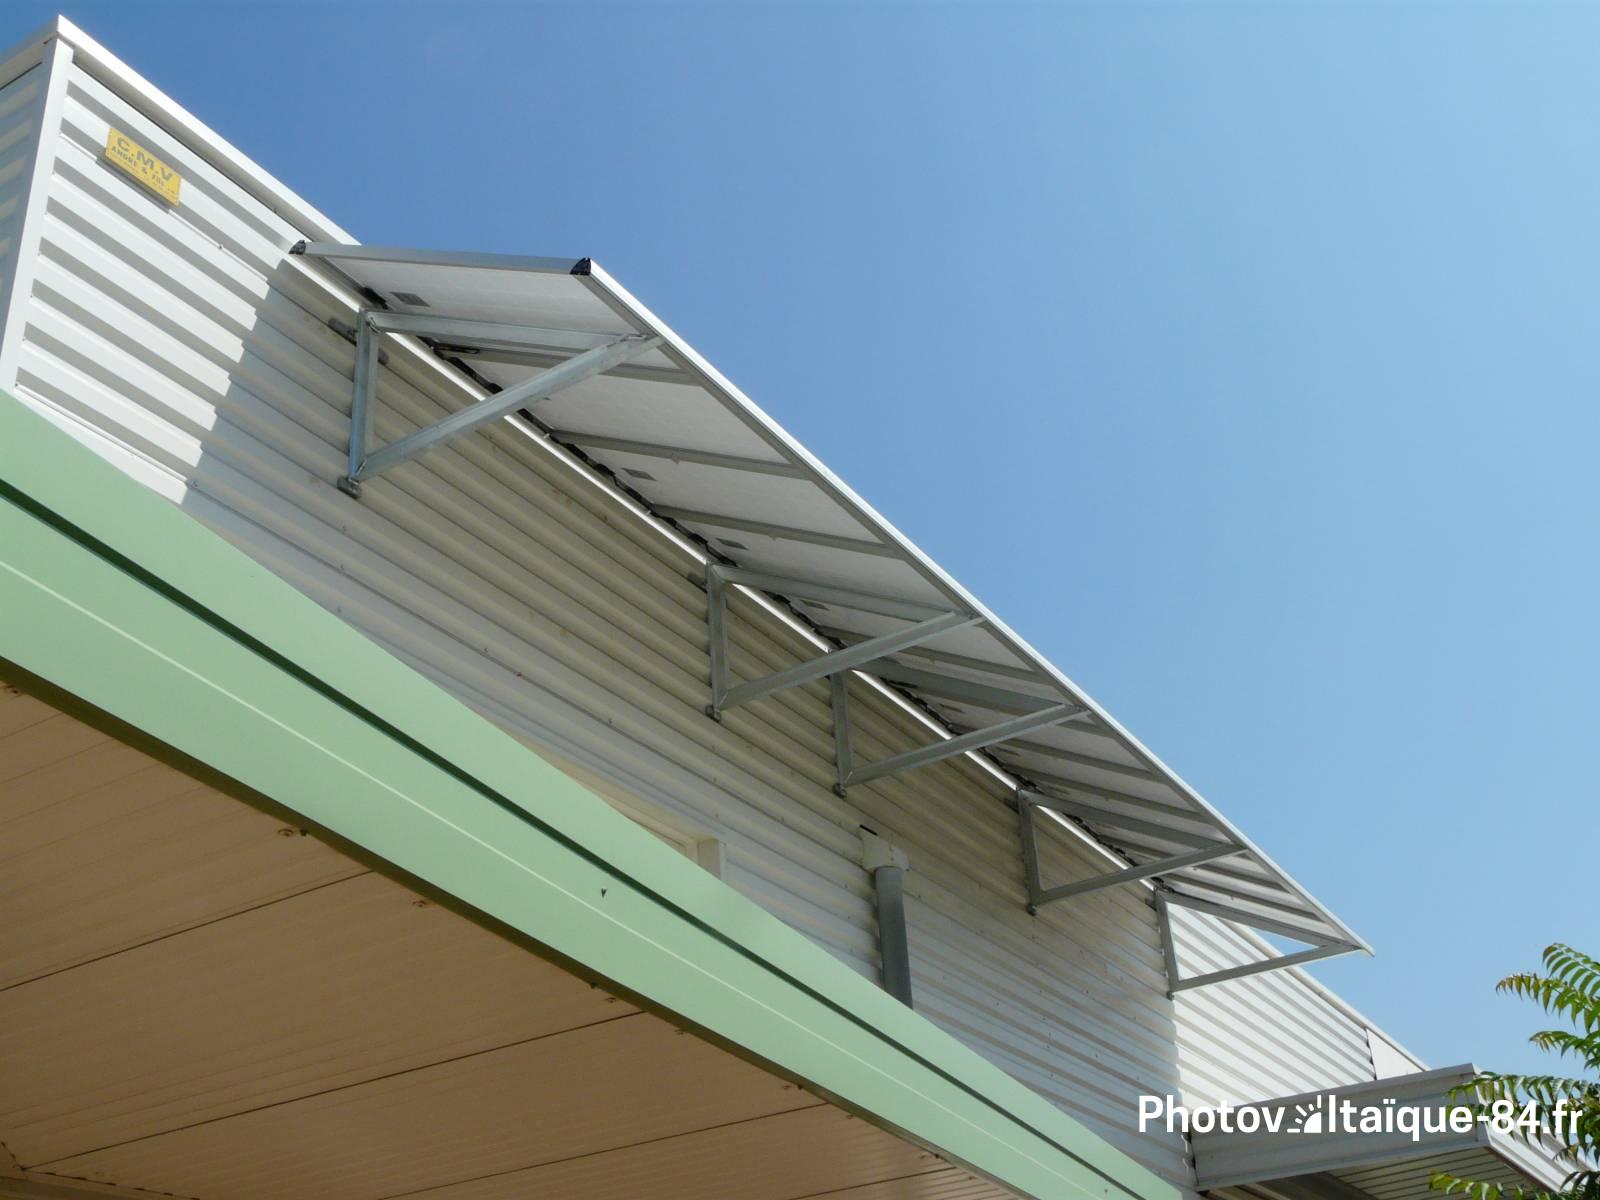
<box><xmin>0</xmin><ymin>56</ymin><xmax>52</xmax><ymax>384</ymax></box>
<box><xmin>1169</xmin><ymin>903</ymin><xmax>1376</xmax><ymax>1109</ymax></box>
<box><xmin>1191</xmin><ymin>1066</ymin><xmax>1568</xmax><ymax>1198</ymax></box>
<box><xmin>0</xmin><ymin>65</ymin><xmax>42</xmax><ymax>286</ymax></box>
<box><xmin>1335</xmin><ymin>1152</ymin><xmax>1530</xmax><ymax>1200</ymax></box>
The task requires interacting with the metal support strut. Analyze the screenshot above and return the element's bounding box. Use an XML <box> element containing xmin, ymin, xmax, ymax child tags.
<box><xmin>697</xmin><ymin>567</ymin><xmax>1363</xmax><ymax>995</ymax></box>
<box><xmin>1156</xmin><ymin>890</ymin><xmax>1356</xmax><ymax>994</ymax></box>
<box><xmin>700</xmin><ymin>566</ymin><xmax>1095</xmax><ymax>793</ymax></box>
<box><xmin>1022</xmin><ymin>793</ymin><xmax>1360</xmax><ymax>993</ymax></box>
<box><xmin>1017</xmin><ymin>792</ymin><xmax>1246</xmax><ymax>914</ymax></box>
<box><xmin>337</xmin><ymin>307</ymin><xmax>662</xmax><ymax>495</ymax></box>
<box><xmin>702</xmin><ymin>563</ymin><xmax>979</xmax><ymax>722</ymax></box>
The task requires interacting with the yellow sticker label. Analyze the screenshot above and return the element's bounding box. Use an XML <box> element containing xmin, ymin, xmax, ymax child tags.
<box><xmin>103</xmin><ymin>128</ymin><xmax>181</xmax><ymax>205</ymax></box>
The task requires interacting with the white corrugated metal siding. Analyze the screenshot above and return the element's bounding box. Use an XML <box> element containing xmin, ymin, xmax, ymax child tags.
<box><xmin>0</xmin><ymin>65</ymin><xmax>40</xmax><ymax>291</ymax></box>
<box><xmin>0</xmin><ymin>45</ymin><xmax>1391</xmax><ymax>1188</ymax></box>
<box><xmin>0</xmin><ymin>55</ymin><xmax>53</xmax><ymax>382</ymax></box>
<box><xmin>1168</xmin><ymin>905</ymin><xmax>1376</xmax><ymax>1108</ymax></box>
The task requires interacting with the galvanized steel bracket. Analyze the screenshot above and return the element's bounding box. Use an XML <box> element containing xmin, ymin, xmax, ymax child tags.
<box><xmin>335</xmin><ymin>307</ymin><xmax>661</xmax><ymax>496</ymax></box>
<box><xmin>698</xmin><ymin>566</ymin><xmax>1098</xmax><ymax>796</ymax></box>
<box><xmin>1017</xmin><ymin>793</ymin><xmax>1247</xmax><ymax>915</ymax></box>
<box><xmin>1155</xmin><ymin>889</ymin><xmax>1361</xmax><ymax>996</ymax></box>
<box><xmin>1018</xmin><ymin>794</ymin><xmax>1361</xmax><ymax>994</ymax></box>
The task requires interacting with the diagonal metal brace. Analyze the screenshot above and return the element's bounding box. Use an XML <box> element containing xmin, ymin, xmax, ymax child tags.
<box><xmin>841</xmin><ymin>703</ymin><xmax>1091</xmax><ymax>790</ymax></box>
<box><xmin>718</xmin><ymin>611</ymin><xmax>978</xmax><ymax>716</ymax></box>
<box><xmin>1036</xmin><ymin>845</ymin><xmax>1244</xmax><ymax>902</ymax></box>
<box><xmin>1017</xmin><ymin>795</ymin><xmax>1245</xmax><ymax>912</ymax></box>
<box><xmin>1156</xmin><ymin>889</ymin><xmax>1360</xmax><ymax>996</ymax></box>
<box><xmin>703</xmin><ymin>564</ymin><xmax>978</xmax><ymax>719</ymax></box>
<box><xmin>1018</xmin><ymin>788</ymin><xmax>1222</xmax><ymax>851</ymax></box>
<box><xmin>701</xmin><ymin>568</ymin><xmax>1085</xmax><ymax>798</ymax></box>
<box><xmin>1158</xmin><ymin>889</ymin><xmax>1340</xmax><ymax>947</ymax></box>
<box><xmin>340</xmin><ymin>309</ymin><xmax>661</xmax><ymax>492</ymax></box>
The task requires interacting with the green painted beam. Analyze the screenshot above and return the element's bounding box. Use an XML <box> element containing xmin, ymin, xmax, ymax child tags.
<box><xmin>0</xmin><ymin>392</ymin><xmax>1177</xmax><ymax>1200</ymax></box>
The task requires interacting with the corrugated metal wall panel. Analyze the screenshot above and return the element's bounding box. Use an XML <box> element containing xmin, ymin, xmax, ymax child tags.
<box><xmin>0</xmin><ymin>54</ymin><xmax>1390</xmax><ymax>1189</ymax></box>
<box><xmin>1168</xmin><ymin>905</ymin><xmax>1376</xmax><ymax>1108</ymax></box>
<box><xmin>0</xmin><ymin>58</ymin><xmax>50</xmax><ymax>380</ymax></box>
<box><xmin>0</xmin><ymin>65</ymin><xmax>41</xmax><ymax>278</ymax></box>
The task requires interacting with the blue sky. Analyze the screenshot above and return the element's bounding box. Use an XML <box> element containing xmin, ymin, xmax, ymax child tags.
<box><xmin>24</xmin><ymin>1</ymin><xmax>1596</xmax><ymax>1077</ymax></box>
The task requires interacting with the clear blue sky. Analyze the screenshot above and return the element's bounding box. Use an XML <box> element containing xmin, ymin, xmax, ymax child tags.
<box><xmin>24</xmin><ymin>1</ymin><xmax>1595</xmax><ymax>1079</ymax></box>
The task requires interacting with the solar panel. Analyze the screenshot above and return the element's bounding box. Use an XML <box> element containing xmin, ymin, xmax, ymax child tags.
<box><xmin>296</xmin><ymin>241</ymin><xmax>1370</xmax><ymax>986</ymax></box>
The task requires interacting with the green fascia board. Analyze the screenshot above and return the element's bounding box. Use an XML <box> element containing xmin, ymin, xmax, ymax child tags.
<box><xmin>0</xmin><ymin>391</ymin><xmax>1176</xmax><ymax>1200</ymax></box>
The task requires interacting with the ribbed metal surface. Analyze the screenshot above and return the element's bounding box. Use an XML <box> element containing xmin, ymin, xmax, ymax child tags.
<box><xmin>0</xmin><ymin>686</ymin><xmax>363</xmax><ymax>991</ymax></box>
<box><xmin>45</xmin><ymin>1014</ymin><xmax>812</xmax><ymax>1200</ymax></box>
<box><xmin>1336</xmin><ymin>1151</ymin><xmax>1526</xmax><ymax>1200</ymax></box>
<box><xmin>0</xmin><ymin>49</ymin><xmax>1394</xmax><ymax>1191</ymax></box>
<box><xmin>1168</xmin><ymin>904</ymin><xmax>1374</xmax><ymax>1108</ymax></box>
<box><xmin>1191</xmin><ymin>1067</ymin><xmax>1480</xmax><ymax>1190</ymax></box>
<box><xmin>1191</xmin><ymin>1066</ymin><xmax>1567</xmax><ymax>1200</ymax></box>
<box><xmin>1</xmin><ymin>870</ymin><xmax>633</xmax><ymax>1164</ymax></box>
<box><xmin>0</xmin><ymin>64</ymin><xmax>40</xmax><ymax>286</ymax></box>
<box><xmin>1217</xmin><ymin>1153</ymin><xmax>1557</xmax><ymax>1200</ymax></box>
<box><xmin>2</xmin><ymin>692</ymin><xmax>1011</xmax><ymax>1200</ymax></box>
<box><xmin>347</xmin><ymin>1106</ymin><xmax>944</xmax><ymax>1200</ymax></box>
<box><xmin>833</xmin><ymin>1174</ymin><xmax>1019</xmax><ymax>1200</ymax></box>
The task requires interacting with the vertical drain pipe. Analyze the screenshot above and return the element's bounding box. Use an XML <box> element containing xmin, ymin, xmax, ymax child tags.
<box><xmin>860</xmin><ymin>828</ymin><xmax>913</xmax><ymax>1007</ymax></box>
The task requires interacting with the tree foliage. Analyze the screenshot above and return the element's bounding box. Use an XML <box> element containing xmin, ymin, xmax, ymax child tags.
<box><xmin>1432</xmin><ymin>944</ymin><xmax>1600</xmax><ymax>1200</ymax></box>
